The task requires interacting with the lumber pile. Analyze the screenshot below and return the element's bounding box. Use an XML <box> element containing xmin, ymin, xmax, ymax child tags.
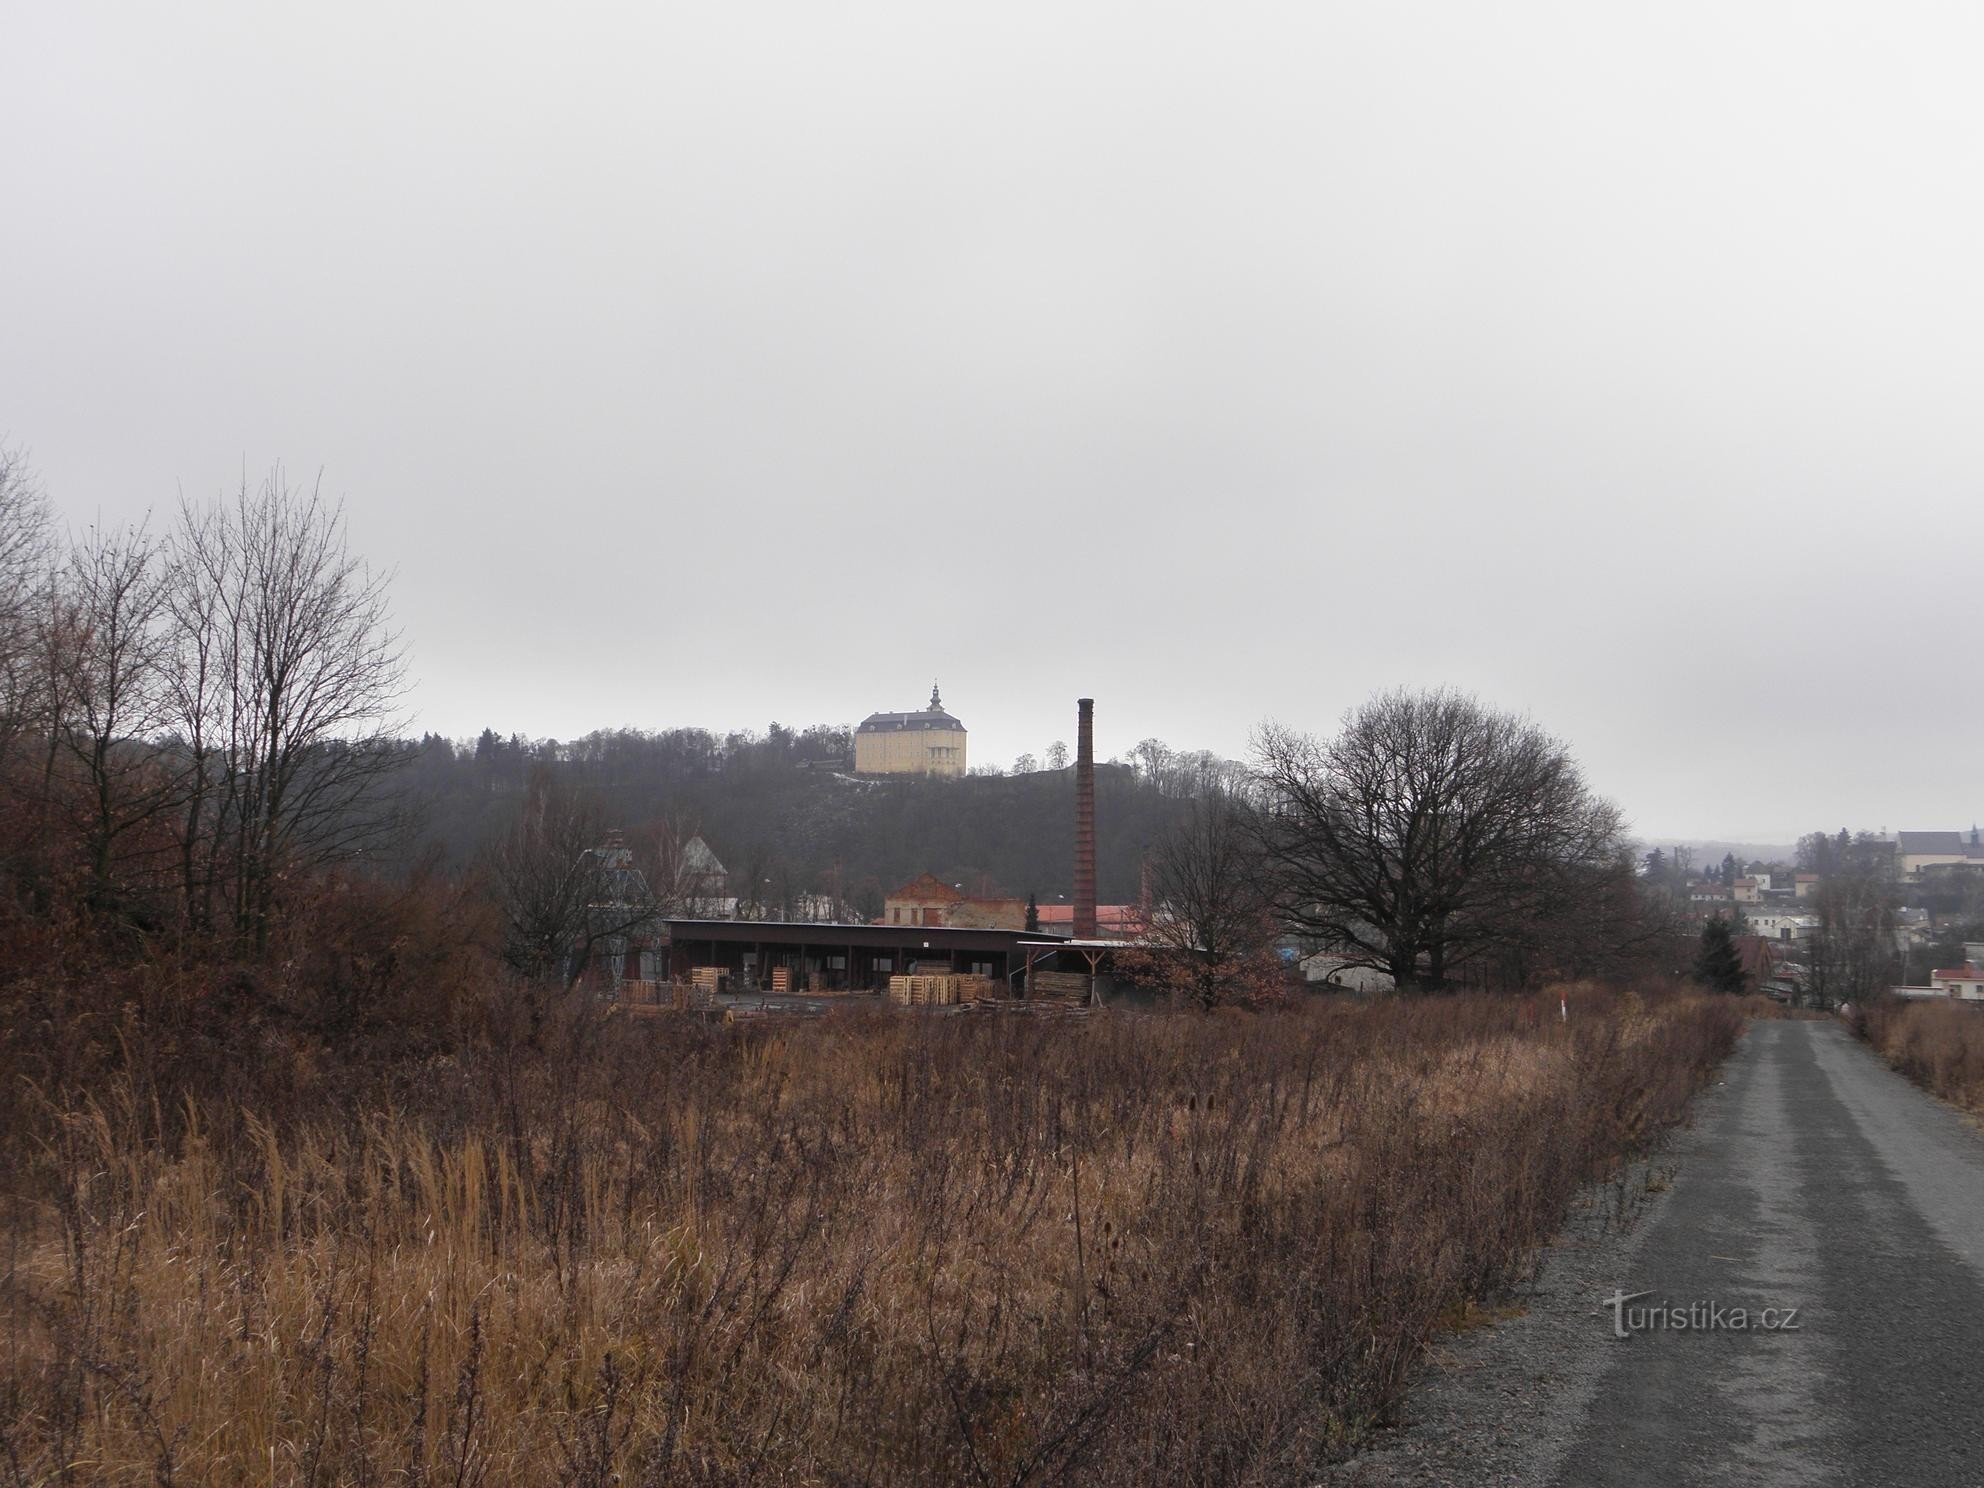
<box><xmin>888</xmin><ymin>974</ymin><xmax>944</xmax><ymax>1005</ymax></box>
<box><xmin>888</xmin><ymin>973</ymin><xmax>1007</xmax><ymax>1007</ymax></box>
<box><xmin>769</xmin><ymin>966</ymin><xmax>793</xmax><ymax>993</ymax></box>
<box><xmin>1027</xmin><ymin>970</ymin><xmax>1093</xmax><ymax>1005</ymax></box>
<box><xmin>610</xmin><ymin>980</ymin><xmax>669</xmax><ymax>1019</ymax></box>
<box><xmin>672</xmin><ymin>979</ymin><xmax>718</xmax><ymax>1012</ymax></box>
<box><xmin>616</xmin><ymin>979</ymin><xmax>664</xmax><ymax>1007</ymax></box>
<box><xmin>675</xmin><ymin>967</ymin><xmax>725</xmax><ymax>1007</ymax></box>
<box><xmin>967</xmin><ymin>1000</ymin><xmax>1093</xmax><ymax>1020</ymax></box>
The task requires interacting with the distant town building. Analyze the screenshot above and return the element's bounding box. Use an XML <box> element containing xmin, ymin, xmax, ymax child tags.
<box><xmin>674</xmin><ymin>835</ymin><xmax>735</xmax><ymax>918</ymax></box>
<box><xmin>1749</xmin><ymin>912</ymin><xmax>1819</xmax><ymax>944</ymax></box>
<box><xmin>1931</xmin><ymin>945</ymin><xmax>1984</xmax><ymax>1000</ymax></box>
<box><xmin>1733</xmin><ymin>877</ymin><xmax>1762</xmax><ymax>904</ymax></box>
<box><xmin>947</xmin><ymin>895</ymin><xmax>1029</xmax><ymax>930</ymax></box>
<box><xmin>854</xmin><ymin>684</ymin><xmax>968</xmax><ymax>777</ymax></box>
<box><xmin>1733</xmin><ymin>934</ymin><xmax>1800</xmax><ymax>999</ymax></box>
<box><xmin>576</xmin><ymin>837</ymin><xmax>665</xmax><ymax>986</ymax></box>
<box><xmin>882</xmin><ymin>873</ymin><xmax>1025</xmax><ymax>929</ymax></box>
<box><xmin>1894</xmin><ymin>829</ymin><xmax>1984</xmax><ymax>882</ymax></box>
<box><xmin>1793</xmin><ymin>873</ymin><xmax>1820</xmax><ymax>900</ymax></box>
<box><xmin>884</xmin><ymin>873</ymin><xmax>962</xmax><ymax>926</ymax></box>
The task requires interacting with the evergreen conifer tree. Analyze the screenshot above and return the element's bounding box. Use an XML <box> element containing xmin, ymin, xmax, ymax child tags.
<box><xmin>1694</xmin><ymin>916</ymin><xmax>1748</xmax><ymax>994</ymax></box>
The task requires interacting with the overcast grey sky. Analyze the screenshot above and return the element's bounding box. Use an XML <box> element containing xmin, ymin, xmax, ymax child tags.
<box><xmin>5</xmin><ymin>3</ymin><xmax>1980</xmax><ymax>841</ymax></box>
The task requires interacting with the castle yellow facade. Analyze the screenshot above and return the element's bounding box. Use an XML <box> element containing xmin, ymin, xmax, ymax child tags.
<box><xmin>854</xmin><ymin>685</ymin><xmax>967</xmax><ymax>777</ymax></box>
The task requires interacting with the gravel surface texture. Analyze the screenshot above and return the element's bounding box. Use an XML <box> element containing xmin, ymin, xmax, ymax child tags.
<box><xmin>1315</xmin><ymin>1018</ymin><xmax>1984</xmax><ymax>1487</ymax></box>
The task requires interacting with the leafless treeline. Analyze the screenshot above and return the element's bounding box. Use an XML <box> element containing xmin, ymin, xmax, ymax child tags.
<box><xmin>486</xmin><ymin>768</ymin><xmax>742</xmax><ymax>993</ymax></box>
<box><xmin>0</xmin><ymin>450</ymin><xmax>406</xmax><ymax>951</ymax></box>
<box><xmin>1136</xmin><ymin>688</ymin><xmax>1659</xmax><ymax>995</ymax></box>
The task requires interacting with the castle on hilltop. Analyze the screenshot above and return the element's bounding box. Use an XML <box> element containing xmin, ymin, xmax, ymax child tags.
<box><xmin>854</xmin><ymin>684</ymin><xmax>967</xmax><ymax>777</ymax></box>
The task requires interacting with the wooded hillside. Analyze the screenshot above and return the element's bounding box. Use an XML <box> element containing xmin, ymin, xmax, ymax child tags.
<box><xmin>396</xmin><ymin>726</ymin><xmax>1205</xmax><ymax>913</ymax></box>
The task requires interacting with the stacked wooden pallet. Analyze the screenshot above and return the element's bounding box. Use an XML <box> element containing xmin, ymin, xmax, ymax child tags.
<box><xmin>1027</xmin><ymin>970</ymin><xmax>1093</xmax><ymax>1005</ymax></box>
<box><xmin>769</xmin><ymin>966</ymin><xmax>793</xmax><ymax>993</ymax></box>
<box><xmin>673</xmin><ymin>979</ymin><xmax>718</xmax><ymax>1012</ymax></box>
<box><xmin>957</xmin><ymin>975</ymin><xmax>1001</xmax><ymax>1004</ymax></box>
<box><xmin>886</xmin><ymin>974</ymin><xmax>951</xmax><ymax>1006</ymax></box>
<box><xmin>885</xmin><ymin>974</ymin><xmax>1008</xmax><ymax>1007</ymax></box>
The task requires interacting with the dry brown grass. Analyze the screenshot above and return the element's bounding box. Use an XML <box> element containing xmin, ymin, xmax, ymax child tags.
<box><xmin>0</xmin><ymin>982</ymin><xmax>1742</xmax><ymax>1486</ymax></box>
<box><xmin>1862</xmin><ymin>997</ymin><xmax>1984</xmax><ymax>1114</ymax></box>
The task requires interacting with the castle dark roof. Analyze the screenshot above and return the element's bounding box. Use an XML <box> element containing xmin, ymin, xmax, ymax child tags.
<box><xmin>858</xmin><ymin>708</ymin><xmax>965</xmax><ymax>733</ymax></box>
<box><xmin>858</xmin><ymin>684</ymin><xmax>964</xmax><ymax>733</ymax></box>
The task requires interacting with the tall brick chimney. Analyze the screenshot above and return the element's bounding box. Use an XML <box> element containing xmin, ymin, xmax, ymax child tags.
<box><xmin>1074</xmin><ymin>698</ymin><xmax>1096</xmax><ymax>939</ymax></box>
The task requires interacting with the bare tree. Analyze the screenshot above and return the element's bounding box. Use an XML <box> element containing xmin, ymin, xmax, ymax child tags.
<box><xmin>168</xmin><ymin>468</ymin><xmax>409</xmax><ymax>950</ymax></box>
<box><xmin>161</xmin><ymin>499</ymin><xmax>232</xmax><ymax>931</ymax></box>
<box><xmin>53</xmin><ymin>518</ymin><xmax>177</xmax><ymax>914</ymax></box>
<box><xmin>1806</xmin><ymin>859</ymin><xmax>1898</xmax><ymax>1009</ymax></box>
<box><xmin>1251</xmin><ymin>689</ymin><xmax>1627</xmax><ymax>991</ymax></box>
<box><xmin>0</xmin><ymin>442</ymin><xmax>54</xmax><ymax>763</ymax></box>
<box><xmin>624</xmin><ymin>814</ymin><xmax>725</xmax><ymax>918</ymax></box>
<box><xmin>1124</xmin><ymin>785</ymin><xmax>1283</xmax><ymax>1010</ymax></box>
<box><xmin>487</xmin><ymin>770</ymin><xmax>658</xmax><ymax>990</ymax></box>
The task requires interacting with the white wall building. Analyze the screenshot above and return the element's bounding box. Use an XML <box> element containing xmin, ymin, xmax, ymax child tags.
<box><xmin>1749</xmin><ymin>912</ymin><xmax>1819</xmax><ymax>943</ymax></box>
<box><xmin>1930</xmin><ymin>944</ymin><xmax>1984</xmax><ymax>1000</ymax></box>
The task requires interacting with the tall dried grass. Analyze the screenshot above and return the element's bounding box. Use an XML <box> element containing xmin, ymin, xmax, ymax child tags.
<box><xmin>0</xmin><ymin>983</ymin><xmax>1741</xmax><ymax>1486</ymax></box>
<box><xmin>1862</xmin><ymin>997</ymin><xmax>1984</xmax><ymax>1114</ymax></box>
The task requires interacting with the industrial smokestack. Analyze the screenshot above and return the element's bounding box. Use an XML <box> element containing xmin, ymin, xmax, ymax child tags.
<box><xmin>1074</xmin><ymin>698</ymin><xmax>1096</xmax><ymax>939</ymax></box>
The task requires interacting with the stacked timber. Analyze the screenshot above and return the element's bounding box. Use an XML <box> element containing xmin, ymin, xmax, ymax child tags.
<box><xmin>957</xmin><ymin>975</ymin><xmax>1001</xmax><ymax>1004</ymax></box>
<box><xmin>769</xmin><ymin>966</ymin><xmax>793</xmax><ymax>994</ymax></box>
<box><xmin>616</xmin><ymin>979</ymin><xmax>663</xmax><ymax>1007</ymax></box>
<box><xmin>887</xmin><ymin>973</ymin><xmax>974</xmax><ymax>1006</ymax></box>
<box><xmin>1027</xmin><ymin>970</ymin><xmax>1092</xmax><ymax>1006</ymax></box>
<box><xmin>968</xmin><ymin>999</ymin><xmax>1092</xmax><ymax>1019</ymax></box>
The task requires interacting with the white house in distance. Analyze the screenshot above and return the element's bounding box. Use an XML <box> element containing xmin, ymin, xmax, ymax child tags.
<box><xmin>1749</xmin><ymin>912</ymin><xmax>1819</xmax><ymax>944</ymax></box>
<box><xmin>1895</xmin><ymin>943</ymin><xmax>1984</xmax><ymax>1002</ymax></box>
<box><xmin>1931</xmin><ymin>945</ymin><xmax>1984</xmax><ymax>1000</ymax></box>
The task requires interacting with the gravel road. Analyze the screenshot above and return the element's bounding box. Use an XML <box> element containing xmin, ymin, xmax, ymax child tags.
<box><xmin>1320</xmin><ymin>1018</ymin><xmax>1984</xmax><ymax>1487</ymax></box>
